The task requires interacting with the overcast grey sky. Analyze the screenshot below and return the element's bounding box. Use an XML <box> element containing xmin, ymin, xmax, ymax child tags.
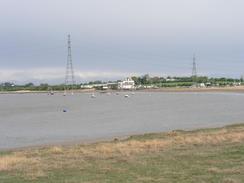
<box><xmin>0</xmin><ymin>0</ymin><xmax>243</xmax><ymax>84</ymax></box>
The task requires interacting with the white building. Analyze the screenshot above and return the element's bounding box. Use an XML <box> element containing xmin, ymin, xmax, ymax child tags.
<box><xmin>199</xmin><ymin>83</ymin><xmax>206</xmax><ymax>88</ymax></box>
<box><xmin>118</xmin><ymin>77</ymin><xmax>135</xmax><ymax>90</ymax></box>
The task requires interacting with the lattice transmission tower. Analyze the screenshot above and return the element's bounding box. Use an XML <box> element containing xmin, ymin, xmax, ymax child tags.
<box><xmin>64</xmin><ymin>34</ymin><xmax>75</xmax><ymax>95</ymax></box>
<box><xmin>192</xmin><ymin>54</ymin><xmax>197</xmax><ymax>77</ymax></box>
<box><xmin>192</xmin><ymin>54</ymin><xmax>197</xmax><ymax>85</ymax></box>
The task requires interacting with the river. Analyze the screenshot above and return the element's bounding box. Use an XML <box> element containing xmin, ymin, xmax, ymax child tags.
<box><xmin>0</xmin><ymin>92</ymin><xmax>244</xmax><ymax>150</ymax></box>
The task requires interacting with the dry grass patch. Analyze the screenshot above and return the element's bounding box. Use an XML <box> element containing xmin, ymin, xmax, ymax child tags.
<box><xmin>0</xmin><ymin>152</ymin><xmax>46</xmax><ymax>180</ymax></box>
<box><xmin>87</xmin><ymin>129</ymin><xmax>244</xmax><ymax>158</ymax></box>
<box><xmin>0</xmin><ymin>155</ymin><xmax>28</xmax><ymax>171</ymax></box>
<box><xmin>42</xmin><ymin>127</ymin><xmax>244</xmax><ymax>159</ymax></box>
<box><xmin>47</xmin><ymin>146</ymin><xmax>63</xmax><ymax>154</ymax></box>
<box><xmin>223</xmin><ymin>178</ymin><xmax>241</xmax><ymax>183</ymax></box>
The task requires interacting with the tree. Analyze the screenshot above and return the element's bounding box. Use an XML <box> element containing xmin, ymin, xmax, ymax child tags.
<box><xmin>39</xmin><ymin>83</ymin><xmax>49</xmax><ymax>90</ymax></box>
<box><xmin>2</xmin><ymin>82</ymin><xmax>14</xmax><ymax>87</ymax></box>
<box><xmin>25</xmin><ymin>83</ymin><xmax>34</xmax><ymax>87</ymax></box>
<box><xmin>240</xmin><ymin>76</ymin><xmax>244</xmax><ymax>83</ymax></box>
<box><xmin>131</xmin><ymin>76</ymin><xmax>140</xmax><ymax>85</ymax></box>
<box><xmin>151</xmin><ymin>77</ymin><xmax>160</xmax><ymax>84</ymax></box>
<box><xmin>141</xmin><ymin>74</ymin><xmax>150</xmax><ymax>85</ymax></box>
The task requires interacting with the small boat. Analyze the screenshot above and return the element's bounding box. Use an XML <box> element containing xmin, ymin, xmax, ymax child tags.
<box><xmin>91</xmin><ymin>93</ymin><xmax>96</xmax><ymax>98</ymax></box>
<box><xmin>47</xmin><ymin>87</ymin><xmax>54</xmax><ymax>95</ymax></box>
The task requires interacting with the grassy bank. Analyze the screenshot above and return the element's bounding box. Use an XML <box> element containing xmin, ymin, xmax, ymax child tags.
<box><xmin>1</xmin><ymin>124</ymin><xmax>244</xmax><ymax>183</ymax></box>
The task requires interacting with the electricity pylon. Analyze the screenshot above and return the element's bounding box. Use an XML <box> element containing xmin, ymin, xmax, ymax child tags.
<box><xmin>64</xmin><ymin>34</ymin><xmax>75</xmax><ymax>95</ymax></box>
<box><xmin>192</xmin><ymin>54</ymin><xmax>197</xmax><ymax>86</ymax></box>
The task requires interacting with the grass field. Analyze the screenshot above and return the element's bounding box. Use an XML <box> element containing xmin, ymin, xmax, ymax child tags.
<box><xmin>1</xmin><ymin>124</ymin><xmax>244</xmax><ymax>183</ymax></box>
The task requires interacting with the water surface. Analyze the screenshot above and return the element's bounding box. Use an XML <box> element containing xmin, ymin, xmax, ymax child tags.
<box><xmin>0</xmin><ymin>92</ymin><xmax>244</xmax><ymax>150</ymax></box>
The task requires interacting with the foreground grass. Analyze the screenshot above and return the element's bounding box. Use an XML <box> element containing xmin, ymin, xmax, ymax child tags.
<box><xmin>1</xmin><ymin>124</ymin><xmax>244</xmax><ymax>183</ymax></box>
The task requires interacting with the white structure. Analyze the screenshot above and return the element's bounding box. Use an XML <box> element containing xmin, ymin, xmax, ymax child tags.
<box><xmin>118</xmin><ymin>77</ymin><xmax>135</xmax><ymax>90</ymax></box>
<box><xmin>199</xmin><ymin>83</ymin><xmax>206</xmax><ymax>88</ymax></box>
<box><xmin>80</xmin><ymin>85</ymin><xmax>94</xmax><ymax>89</ymax></box>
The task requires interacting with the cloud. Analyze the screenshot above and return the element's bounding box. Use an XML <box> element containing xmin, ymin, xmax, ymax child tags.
<box><xmin>0</xmin><ymin>0</ymin><xmax>243</xmax><ymax>80</ymax></box>
<box><xmin>0</xmin><ymin>68</ymin><xmax>142</xmax><ymax>84</ymax></box>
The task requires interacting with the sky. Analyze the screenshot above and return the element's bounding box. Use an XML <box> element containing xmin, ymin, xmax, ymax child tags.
<box><xmin>0</xmin><ymin>0</ymin><xmax>243</xmax><ymax>84</ymax></box>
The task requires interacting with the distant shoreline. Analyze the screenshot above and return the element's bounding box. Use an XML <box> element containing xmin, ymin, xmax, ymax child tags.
<box><xmin>0</xmin><ymin>88</ymin><xmax>96</xmax><ymax>94</ymax></box>
<box><xmin>1</xmin><ymin>86</ymin><xmax>244</xmax><ymax>94</ymax></box>
<box><xmin>141</xmin><ymin>86</ymin><xmax>244</xmax><ymax>93</ymax></box>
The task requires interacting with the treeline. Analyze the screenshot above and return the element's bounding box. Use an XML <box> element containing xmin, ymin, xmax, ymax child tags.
<box><xmin>131</xmin><ymin>74</ymin><xmax>243</xmax><ymax>87</ymax></box>
<box><xmin>0</xmin><ymin>82</ymin><xmax>81</xmax><ymax>92</ymax></box>
<box><xmin>1</xmin><ymin>75</ymin><xmax>243</xmax><ymax>91</ymax></box>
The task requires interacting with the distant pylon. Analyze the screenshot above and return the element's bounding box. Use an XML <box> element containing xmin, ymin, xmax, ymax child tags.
<box><xmin>192</xmin><ymin>54</ymin><xmax>197</xmax><ymax>77</ymax></box>
<box><xmin>192</xmin><ymin>54</ymin><xmax>197</xmax><ymax>84</ymax></box>
<box><xmin>64</xmin><ymin>34</ymin><xmax>75</xmax><ymax>95</ymax></box>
